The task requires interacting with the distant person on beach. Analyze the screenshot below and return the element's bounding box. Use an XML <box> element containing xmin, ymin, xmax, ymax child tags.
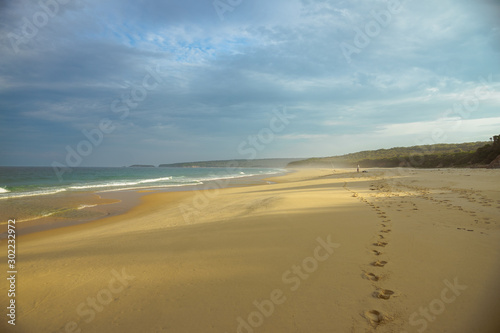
<box><xmin>357</xmin><ymin>164</ymin><xmax>360</xmax><ymax>173</ymax></box>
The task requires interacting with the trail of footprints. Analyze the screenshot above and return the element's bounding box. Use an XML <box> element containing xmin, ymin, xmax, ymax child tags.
<box><xmin>391</xmin><ymin>181</ymin><xmax>497</xmax><ymax>228</ymax></box>
<box><xmin>371</xmin><ymin>179</ymin><xmax>497</xmax><ymax>232</ymax></box>
<box><xmin>344</xmin><ymin>180</ymin><xmax>396</xmax><ymax>328</ymax></box>
<box><xmin>346</xmin><ymin>175</ymin><xmax>498</xmax><ymax>328</ymax></box>
<box><xmin>346</xmin><ymin>175</ymin><xmax>499</xmax><ymax>328</ymax></box>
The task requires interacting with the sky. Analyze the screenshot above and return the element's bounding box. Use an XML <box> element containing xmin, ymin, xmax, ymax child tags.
<box><xmin>0</xmin><ymin>0</ymin><xmax>499</xmax><ymax>167</ymax></box>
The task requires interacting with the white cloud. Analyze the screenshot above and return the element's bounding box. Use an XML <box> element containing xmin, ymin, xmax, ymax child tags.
<box><xmin>375</xmin><ymin>117</ymin><xmax>500</xmax><ymax>141</ymax></box>
<box><xmin>279</xmin><ymin>133</ymin><xmax>331</xmax><ymax>140</ymax></box>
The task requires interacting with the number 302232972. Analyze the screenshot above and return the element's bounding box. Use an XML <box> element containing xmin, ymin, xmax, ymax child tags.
<box><xmin>7</xmin><ymin>219</ymin><xmax>16</xmax><ymax>269</ymax></box>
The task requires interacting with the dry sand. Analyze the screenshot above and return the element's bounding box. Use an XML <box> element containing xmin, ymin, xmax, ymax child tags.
<box><xmin>1</xmin><ymin>168</ymin><xmax>500</xmax><ymax>332</ymax></box>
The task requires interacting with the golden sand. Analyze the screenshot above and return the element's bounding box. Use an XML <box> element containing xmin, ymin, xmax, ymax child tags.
<box><xmin>1</xmin><ymin>168</ymin><xmax>500</xmax><ymax>332</ymax></box>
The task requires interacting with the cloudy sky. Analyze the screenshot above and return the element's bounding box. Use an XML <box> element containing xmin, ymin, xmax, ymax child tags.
<box><xmin>0</xmin><ymin>0</ymin><xmax>499</xmax><ymax>167</ymax></box>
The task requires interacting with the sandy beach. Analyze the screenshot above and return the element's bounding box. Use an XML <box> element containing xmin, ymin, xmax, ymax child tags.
<box><xmin>1</xmin><ymin>168</ymin><xmax>500</xmax><ymax>333</ymax></box>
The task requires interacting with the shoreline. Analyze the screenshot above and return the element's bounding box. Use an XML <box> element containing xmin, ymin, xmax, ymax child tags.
<box><xmin>0</xmin><ymin>170</ymin><xmax>290</xmax><ymax>237</ymax></box>
<box><xmin>5</xmin><ymin>166</ymin><xmax>496</xmax><ymax>238</ymax></box>
<box><xmin>2</xmin><ymin>168</ymin><xmax>500</xmax><ymax>332</ymax></box>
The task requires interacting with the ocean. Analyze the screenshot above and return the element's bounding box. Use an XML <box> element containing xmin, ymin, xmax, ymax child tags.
<box><xmin>0</xmin><ymin>166</ymin><xmax>284</xmax><ymax>200</ymax></box>
<box><xmin>0</xmin><ymin>166</ymin><xmax>285</xmax><ymax>228</ymax></box>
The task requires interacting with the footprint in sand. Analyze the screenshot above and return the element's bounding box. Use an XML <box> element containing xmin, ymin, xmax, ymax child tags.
<box><xmin>372</xmin><ymin>249</ymin><xmax>382</xmax><ymax>256</ymax></box>
<box><xmin>362</xmin><ymin>271</ymin><xmax>380</xmax><ymax>281</ymax></box>
<box><xmin>374</xmin><ymin>241</ymin><xmax>388</xmax><ymax>247</ymax></box>
<box><xmin>364</xmin><ymin>310</ymin><xmax>386</xmax><ymax>327</ymax></box>
<box><xmin>378</xmin><ymin>235</ymin><xmax>385</xmax><ymax>239</ymax></box>
<box><xmin>381</xmin><ymin>229</ymin><xmax>391</xmax><ymax>233</ymax></box>
<box><xmin>373</xmin><ymin>289</ymin><xmax>395</xmax><ymax>300</ymax></box>
<box><xmin>371</xmin><ymin>260</ymin><xmax>388</xmax><ymax>267</ymax></box>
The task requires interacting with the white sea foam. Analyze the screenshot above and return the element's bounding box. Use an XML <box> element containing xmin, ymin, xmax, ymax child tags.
<box><xmin>0</xmin><ymin>188</ymin><xmax>66</xmax><ymax>200</ymax></box>
<box><xmin>137</xmin><ymin>176</ymin><xmax>173</xmax><ymax>184</ymax></box>
<box><xmin>194</xmin><ymin>171</ymin><xmax>277</xmax><ymax>182</ymax></box>
<box><xmin>69</xmin><ymin>176</ymin><xmax>174</xmax><ymax>190</ymax></box>
<box><xmin>69</xmin><ymin>182</ymin><xmax>137</xmax><ymax>190</ymax></box>
<box><xmin>14</xmin><ymin>212</ymin><xmax>57</xmax><ymax>223</ymax></box>
<box><xmin>77</xmin><ymin>204</ymin><xmax>98</xmax><ymax>210</ymax></box>
<box><xmin>0</xmin><ymin>170</ymin><xmax>285</xmax><ymax>201</ymax></box>
<box><xmin>97</xmin><ymin>182</ymin><xmax>203</xmax><ymax>193</ymax></box>
<box><xmin>87</xmin><ymin>171</ymin><xmax>283</xmax><ymax>193</ymax></box>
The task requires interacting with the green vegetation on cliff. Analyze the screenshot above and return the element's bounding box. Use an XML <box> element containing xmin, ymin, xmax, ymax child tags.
<box><xmin>288</xmin><ymin>136</ymin><xmax>500</xmax><ymax>169</ymax></box>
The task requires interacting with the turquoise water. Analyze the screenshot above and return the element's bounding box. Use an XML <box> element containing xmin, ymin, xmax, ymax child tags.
<box><xmin>0</xmin><ymin>166</ymin><xmax>284</xmax><ymax>200</ymax></box>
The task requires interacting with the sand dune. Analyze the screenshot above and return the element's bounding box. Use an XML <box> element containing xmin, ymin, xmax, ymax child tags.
<box><xmin>1</xmin><ymin>168</ymin><xmax>500</xmax><ymax>332</ymax></box>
